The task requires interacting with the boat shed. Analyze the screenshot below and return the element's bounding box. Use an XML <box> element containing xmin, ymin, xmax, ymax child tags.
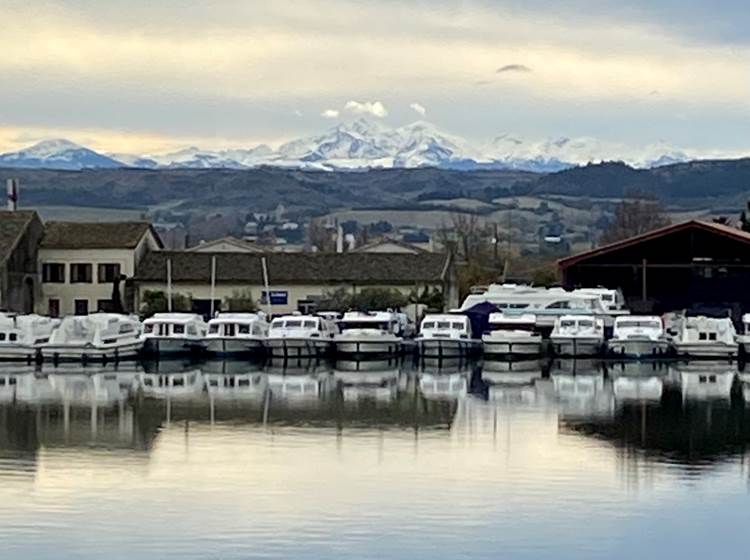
<box><xmin>558</xmin><ymin>220</ymin><xmax>750</xmax><ymax>315</ymax></box>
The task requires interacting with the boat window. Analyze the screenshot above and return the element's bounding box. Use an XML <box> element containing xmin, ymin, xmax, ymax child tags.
<box><xmin>618</xmin><ymin>320</ymin><xmax>660</xmax><ymax>329</ymax></box>
<box><xmin>699</xmin><ymin>332</ymin><xmax>707</xmax><ymax>340</ymax></box>
<box><xmin>144</xmin><ymin>324</ymin><xmax>154</xmax><ymax>333</ymax></box>
<box><xmin>0</xmin><ymin>333</ymin><xmax>5</xmax><ymax>342</ymax></box>
<box><xmin>508</xmin><ymin>303</ymin><xmax>529</xmax><ymax>309</ymax></box>
<box><xmin>119</xmin><ymin>323</ymin><xmax>135</xmax><ymax>334</ymax></box>
<box><xmin>560</xmin><ymin>320</ymin><xmax>576</xmax><ymax>328</ymax></box>
<box><xmin>226</xmin><ymin>324</ymin><xmax>236</xmax><ymax>337</ymax></box>
<box><xmin>451</xmin><ymin>322</ymin><xmax>465</xmax><ymax>331</ymax></box>
<box><xmin>187</xmin><ymin>325</ymin><xmax>197</xmax><ymax>336</ymax></box>
<box><xmin>173</xmin><ymin>324</ymin><xmax>185</xmax><ymax>334</ymax></box>
<box><xmin>238</xmin><ymin>324</ymin><xmax>250</xmax><ymax>334</ymax></box>
<box><xmin>547</xmin><ymin>301</ymin><xmax>570</xmax><ymax>309</ymax></box>
<box><xmin>709</xmin><ymin>332</ymin><xmax>717</xmax><ymax>341</ymax></box>
<box><xmin>208</xmin><ymin>324</ymin><xmax>219</xmax><ymax>334</ymax></box>
<box><xmin>437</xmin><ymin>321</ymin><xmax>451</xmax><ymax>329</ymax></box>
<box><xmin>303</xmin><ymin>320</ymin><xmax>316</xmax><ymax>329</ymax></box>
<box><xmin>578</xmin><ymin>320</ymin><xmax>594</xmax><ymax>328</ymax></box>
<box><xmin>252</xmin><ymin>324</ymin><xmax>262</xmax><ymax>335</ymax></box>
<box><xmin>270</xmin><ymin>321</ymin><xmax>283</xmax><ymax>330</ymax></box>
<box><xmin>9</xmin><ymin>333</ymin><xmax>17</xmax><ymax>342</ymax></box>
<box><xmin>285</xmin><ymin>320</ymin><xmax>302</xmax><ymax>328</ymax></box>
<box><xmin>422</xmin><ymin>322</ymin><xmax>435</xmax><ymax>329</ymax></box>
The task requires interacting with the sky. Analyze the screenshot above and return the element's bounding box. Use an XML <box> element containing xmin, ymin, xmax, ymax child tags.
<box><xmin>1</xmin><ymin>0</ymin><xmax>749</xmax><ymax>156</ymax></box>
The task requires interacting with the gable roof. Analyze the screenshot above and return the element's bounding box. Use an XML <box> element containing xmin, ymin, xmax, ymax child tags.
<box><xmin>352</xmin><ymin>238</ymin><xmax>428</xmax><ymax>254</ymax></box>
<box><xmin>187</xmin><ymin>236</ymin><xmax>264</xmax><ymax>253</ymax></box>
<box><xmin>135</xmin><ymin>251</ymin><xmax>451</xmax><ymax>284</ymax></box>
<box><xmin>0</xmin><ymin>210</ymin><xmax>39</xmax><ymax>264</ymax></box>
<box><xmin>559</xmin><ymin>220</ymin><xmax>750</xmax><ymax>269</ymax></box>
<box><xmin>40</xmin><ymin>221</ymin><xmax>163</xmax><ymax>250</ymax></box>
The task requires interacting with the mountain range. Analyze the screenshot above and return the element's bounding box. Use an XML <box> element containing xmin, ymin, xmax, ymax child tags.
<box><xmin>0</xmin><ymin>119</ymin><xmax>707</xmax><ymax>172</ymax></box>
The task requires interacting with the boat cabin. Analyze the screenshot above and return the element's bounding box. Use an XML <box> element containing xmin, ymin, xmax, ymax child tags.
<box><xmin>612</xmin><ymin>316</ymin><xmax>664</xmax><ymax>340</ymax></box>
<box><xmin>487</xmin><ymin>313</ymin><xmax>537</xmax><ymax>333</ymax></box>
<box><xmin>207</xmin><ymin>313</ymin><xmax>268</xmax><ymax>338</ymax></box>
<box><xmin>552</xmin><ymin>315</ymin><xmax>604</xmax><ymax>337</ymax></box>
<box><xmin>269</xmin><ymin>315</ymin><xmax>335</xmax><ymax>336</ymax></box>
<box><xmin>338</xmin><ymin>311</ymin><xmax>400</xmax><ymax>334</ymax></box>
<box><xmin>419</xmin><ymin>314</ymin><xmax>473</xmax><ymax>338</ymax></box>
<box><xmin>143</xmin><ymin>313</ymin><xmax>206</xmax><ymax>338</ymax></box>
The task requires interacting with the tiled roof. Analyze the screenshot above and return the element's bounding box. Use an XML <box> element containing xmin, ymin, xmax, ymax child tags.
<box><xmin>0</xmin><ymin>210</ymin><xmax>39</xmax><ymax>263</ymax></box>
<box><xmin>135</xmin><ymin>251</ymin><xmax>451</xmax><ymax>284</ymax></box>
<box><xmin>40</xmin><ymin>221</ymin><xmax>161</xmax><ymax>249</ymax></box>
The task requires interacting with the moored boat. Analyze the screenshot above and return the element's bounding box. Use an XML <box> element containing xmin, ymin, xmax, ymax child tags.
<box><xmin>0</xmin><ymin>314</ymin><xmax>59</xmax><ymax>362</ymax></box>
<box><xmin>265</xmin><ymin>314</ymin><xmax>335</xmax><ymax>358</ymax></box>
<box><xmin>606</xmin><ymin>315</ymin><xmax>670</xmax><ymax>358</ymax></box>
<box><xmin>333</xmin><ymin>311</ymin><xmax>404</xmax><ymax>358</ymax></box>
<box><xmin>142</xmin><ymin>313</ymin><xmax>208</xmax><ymax>356</ymax></box>
<box><xmin>416</xmin><ymin>314</ymin><xmax>479</xmax><ymax>358</ymax></box>
<box><xmin>550</xmin><ymin>315</ymin><xmax>604</xmax><ymax>357</ymax></box>
<box><xmin>42</xmin><ymin>313</ymin><xmax>143</xmax><ymax>363</ymax></box>
<box><xmin>671</xmin><ymin>315</ymin><xmax>737</xmax><ymax>359</ymax></box>
<box><xmin>205</xmin><ymin>312</ymin><xmax>268</xmax><ymax>357</ymax></box>
<box><xmin>482</xmin><ymin>313</ymin><xmax>542</xmax><ymax>357</ymax></box>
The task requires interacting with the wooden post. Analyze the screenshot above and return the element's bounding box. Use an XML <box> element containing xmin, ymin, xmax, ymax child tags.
<box><xmin>641</xmin><ymin>258</ymin><xmax>647</xmax><ymax>302</ymax></box>
<box><xmin>209</xmin><ymin>255</ymin><xmax>217</xmax><ymax>317</ymax></box>
<box><xmin>166</xmin><ymin>258</ymin><xmax>173</xmax><ymax>312</ymax></box>
<box><xmin>261</xmin><ymin>257</ymin><xmax>271</xmax><ymax>316</ymax></box>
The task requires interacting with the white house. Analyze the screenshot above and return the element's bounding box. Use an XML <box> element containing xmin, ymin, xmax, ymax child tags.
<box><xmin>37</xmin><ymin>222</ymin><xmax>162</xmax><ymax>316</ymax></box>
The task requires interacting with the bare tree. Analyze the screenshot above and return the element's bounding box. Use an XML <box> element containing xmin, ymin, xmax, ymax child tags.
<box><xmin>600</xmin><ymin>193</ymin><xmax>670</xmax><ymax>244</ymax></box>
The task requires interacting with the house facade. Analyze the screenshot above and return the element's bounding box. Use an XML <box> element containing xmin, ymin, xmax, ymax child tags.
<box><xmin>37</xmin><ymin>222</ymin><xmax>162</xmax><ymax>316</ymax></box>
<box><xmin>134</xmin><ymin>251</ymin><xmax>458</xmax><ymax>317</ymax></box>
<box><xmin>0</xmin><ymin>210</ymin><xmax>45</xmax><ymax>313</ymax></box>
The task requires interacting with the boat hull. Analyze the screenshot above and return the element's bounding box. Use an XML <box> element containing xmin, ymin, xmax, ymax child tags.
<box><xmin>41</xmin><ymin>340</ymin><xmax>144</xmax><ymax>363</ymax></box>
<box><xmin>265</xmin><ymin>337</ymin><xmax>331</xmax><ymax>358</ymax></box>
<box><xmin>142</xmin><ymin>337</ymin><xmax>206</xmax><ymax>357</ymax></box>
<box><xmin>0</xmin><ymin>344</ymin><xmax>40</xmax><ymax>362</ymax></box>
<box><xmin>205</xmin><ymin>337</ymin><xmax>264</xmax><ymax>357</ymax></box>
<box><xmin>482</xmin><ymin>339</ymin><xmax>542</xmax><ymax>357</ymax></box>
<box><xmin>672</xmin><ymin>342</ymin><xmax>738</xmax><ymax>359</ymax></box>
<box><xmin>607</xmin><ymin>339</ymin><xmax>671</xmax><ymax>359</ymax></box>
<box><xmin>334</xmin><ymin>337</ymin><xmax>402</xmax><ymax>358</ymax></box>
<box><xmin>417</xmin><ymin>338</ymin><xmax>480</xmax><ymax>358</ymax></box>
<box><xmin>551</xmin><ymin>337</ymin><xmax>603</xmax><ymax>357</ymax></box>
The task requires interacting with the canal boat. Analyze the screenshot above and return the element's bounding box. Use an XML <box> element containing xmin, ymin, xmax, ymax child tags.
<box><xmin>0</xmin><ymin>314</ymin><xmax>59</xmax><ymax>361</ymax></box>
<box><xmin>671</xmin><ymin>316</ymin><xmax>738</xmax><ymax>359</ymax></box>
<box><xmin>205</xmin><ymin>312</ymin><xmax>268</xmax><ymax>357</ymax></box>
<box><xmin>735</xmin><ymin>314</ymin><xmax>750</xmax><ymax>356</ymax></box>
<box><xmin>333</xmin><ymin>310</ymin><xmax>405</xmax><ymax>357</ymax></box>
<box><xmin>416</xmin><ymin>314</ymin><xmax>479</xmax><ymax>358</ymax></box>
<box><xmin>42</xmin><ymin>313</ymin><xmax>143</xmax><ymax>363</ymax></box>
<box><xmin>142</xmin><ymin>313</ymin><xmax>208</xmax><ymax>356</ymax></box>
<box><xmin>550</xmin><ymin>315</ymin><xmax>605</xmax><ymax>357</ymax></box>
<box><xmin>482</xmin><ymin>313</ymin><xmax>542</xmax><ymax>357</ymax></box>
<box><xmin>606</xmin><ymin>315</ymin><xmax>670</xmax><ymax>358</ymax></box>
<box><xmin>265</xmin><ymin>314</ymin><xmax>335</xmax><ymax>358</ymax></box>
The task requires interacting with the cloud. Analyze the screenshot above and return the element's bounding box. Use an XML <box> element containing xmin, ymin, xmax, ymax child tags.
<box><xmin>293</xmin><ymin>109</ymin><xmax>303</xmax><ymax>117</ymax></box>
<box><xmin>409</xmin><ymin>102</ymin><xmax>426</xmax><ymax>116</ymax></box>
<box><xmin>344</xmin><ymin>100</ymin><xmax>388</xmax><ymax>118</ymax></box>
<box><xmin>497</xmin><ymin>64</ymin><xmax>532</xmax><ymax>74</ymax></box>
<box><xmin>321</xmin><ymin>109</ymin><xmax>339</xmax><ymax>118</ymax></box>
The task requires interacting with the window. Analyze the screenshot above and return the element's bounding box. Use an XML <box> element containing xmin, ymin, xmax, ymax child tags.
<box><xmin>98</xmin><ymin>263</ymin><xmax>121</xmax><ymax>283</ymax></box>
<box><xmin>709</xmin><ymin>332</ymin><xmax>717</xmax><ymax>341</ymax></box>
<box><xmin>423</xmin><ymin>322</ymin><xmax>435</xmax><ymax>329</ymax></box>
<box><xmin>48</xmin><ymin>299</ymin><xmax>60</xmax><ymax>318</ymax></box>
<box><xmin>70</xmin><ymin>263</ymin><xmax>93</xmax><ymax>283</ymax></box>
<box><xmin>547</xmin><ymin>301</ymin><xmax>570</xmax><ymax>309</ymax></box>
<box><xmin>187</xmin><ymin>325</ymin><xmax>197</xmax><ymax>336</ymax></box>
<box><xmin>451</xmin><ymin>322</ymin><xmax>465</xmax><ymax>331</ymax></box>
<box><xmin>43</xmin><ymin>263</ymin><xmax>65</xmax><ymax>283</ymax></box>
<box><xmin>119</xmin><ymin>323</ymin><xmax>135</xmax><ymax>334</ymax></box>
<box><xmin>226</xmin><ymin>324</ymin><xmax>236</xmax><ymax>337</ymax></box>
<box><xmin>173</xmin><ymin>324</ymin><xmax>185</xmax><ymax>334</ymax></box>
<box><xmin>208</xmin><ymin>324</ymin><xmax>220</xmax><ymax>334</ymax></box>
<box><xmin>9</xmin><ymin>333</ymin><xmax>17</xmax><ymax>342</ymax></box>
<box><xmin>0</xmin><ymin>333</ymin><xmax>5</xmax><ymax>341</ymax></box>
<box><xmin>303</xmin><ymin>320</ymin><xmax>316</xmax><ymax>329</ymax></box>
<box><xmin>97</xmin><ymin>299</ymin><xmax>114</xmax><ymax>312</ymax></box>
<box><xmin>238</xmin><ymin>324</ymin><xmax>250</xmax><ymax>334</ymax></box>
<box><xmin>74</xmin><ymin>299</ymin><xmax>89</xmax><ymax>316</ymax></box>
<box><xmin>699</xmin><ymin>332</ymin><xmax>707</xmax><ymax>341</ymax></box>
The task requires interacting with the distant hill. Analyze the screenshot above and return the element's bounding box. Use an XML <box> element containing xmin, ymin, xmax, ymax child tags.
<box><xmin>1</xmin><ymin>159</ymin><xmax>750</xmax><ymax>217</ymax></box>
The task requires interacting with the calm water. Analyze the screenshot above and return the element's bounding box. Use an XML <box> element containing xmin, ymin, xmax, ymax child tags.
<box><xmin>1</xmin><ymin>357</ymin><xmax>749</xmax><ymax>559</ymax></box>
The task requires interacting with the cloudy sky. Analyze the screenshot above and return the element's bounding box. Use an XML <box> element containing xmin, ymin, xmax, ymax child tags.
<box><xmin>1</xmin><ymin>0</ymin><xmax>749</xmax><ymax>156</ymax></box>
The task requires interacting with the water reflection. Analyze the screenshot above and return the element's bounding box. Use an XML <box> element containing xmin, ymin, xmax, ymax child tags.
<box><xmin>2</xmin><ymin>359</ymin><xmax>750</xmax><ymax>558</ymax></box>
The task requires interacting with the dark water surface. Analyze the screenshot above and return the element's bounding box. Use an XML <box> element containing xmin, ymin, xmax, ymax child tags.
<box><xmin>1</xmin><ymin>358</ymin><xmax>749</xmax><ymax>559</ymax></box>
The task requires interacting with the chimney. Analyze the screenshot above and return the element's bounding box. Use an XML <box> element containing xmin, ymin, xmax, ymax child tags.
<box><xmin>336</xmin><ymin>223</ymin><xmax>344</xmax><ymax>253</ymax></box>
<box><xmin>6</xmin><ymin>178</ymin><xmax>18</xmax><ymax>211</ymax></box>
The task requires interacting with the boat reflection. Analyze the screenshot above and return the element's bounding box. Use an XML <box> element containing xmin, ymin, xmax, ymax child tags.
<box><xmin>672</xmin><ymin>362</ymin><xmax>737</xmax><ymax>402</ymax></box>
<box><xmin>608</xmin><ymin>361</ymin><xmax>668</xmax><ymax>405</ymax></box>
<box><xmin>550</xmin><ymin>359</ymin><xmax>614</xmax><ymax>418</ymax></box>
<box><xmin>481</xmin><ymin>359</ymin><xmax>545</xmax><ymax>404</ymax></box>
<box><xmin>333</xmin><ymin>359</ymin><xmax>403</xmax><ymax>402</ymax></box>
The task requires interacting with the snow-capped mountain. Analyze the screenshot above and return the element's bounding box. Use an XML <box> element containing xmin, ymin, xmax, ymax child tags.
<box><xmin>0</xmin><ymin>122</ymin><xmax>695</xmax><ymax>172</ymax></box>
<box><xmin>0</xmin><ymin>139</ymin><xmax>124</xmax><ymax>170</ymax></box>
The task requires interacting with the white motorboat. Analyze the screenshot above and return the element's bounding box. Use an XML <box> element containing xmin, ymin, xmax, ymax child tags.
<box><xmin>142</xmin><ymin>313</ymin><xmax>207</xmax><ymax>356</ymax></box>
<box><xmin>459</xmin><ymin>284</ymin><xmax>622</xmax><ymax>331</ymax></box>
<box><xmin>550</xmin><ymin>315</ymin><xmax>604</xmax><ymax>357</ymax></box>
<box><xmin>482</xmin><ymin>313</ymin><xmax>542</xmax><ymax>357</ymax></box>
<box><xmin>0</xmin><ymin>314</ymin><xmax>59</xmax><ymax>362</ymax></box>
<box><xmin>42</xmin><ymin>313</ymin><xmax>143</xmax><ymax>363</ymax></box>
<box><xmin>265</xmin><ymin>314</ymin><xmax>335</xmax><ymax>358</ymax></box>
<box><xmin>416</xmin><ymin>314</ymin><xmax>480</xmax><ymax>358</ymax></box>
<box><xmin>607</xmin><ymin>315</ymin><xmax>670</xmax><ymax>358</ymax></box>
<box><xmin>205</xmin><ymin>312</ymin><xmax>268</xmax><ymax>356</ymax></box>
<box><xmin>735</xmin><ymin>313</ymin><xmax>750</xmax><ymax>356</ymax></box>
<box><xmin>333</xmin><ymin>311</ymin><xmax>403</xmax><ymax>357</ymax></box>
<box><xmin>671</xmin><ymin>316</ymin><xmax>738</xmax><ymax>359</ymax></box>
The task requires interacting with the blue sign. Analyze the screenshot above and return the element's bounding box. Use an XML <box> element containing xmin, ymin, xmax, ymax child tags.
<box><xmin>261</xmin><ymin>290</ymin><xmax>288</xmax><ymax>305</ymax></box>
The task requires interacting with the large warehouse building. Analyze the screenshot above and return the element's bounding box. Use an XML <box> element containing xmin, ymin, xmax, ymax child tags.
<box><xmin>559</xmin><ymin>220</ymin><xmax>750</xmax><ymax>316</ymax></box>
